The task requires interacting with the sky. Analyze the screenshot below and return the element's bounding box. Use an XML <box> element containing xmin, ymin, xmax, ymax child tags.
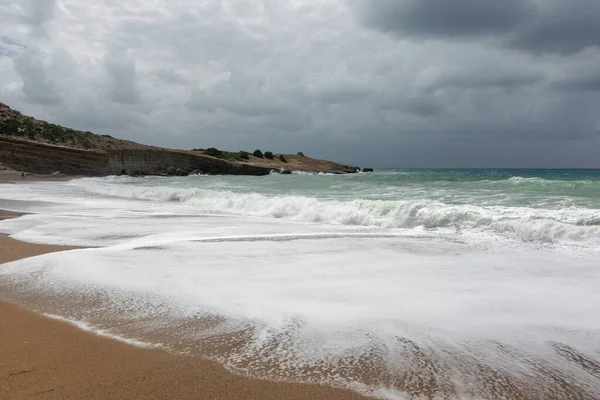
<box><xmin>1</xmin><ymin>0</ymin><xmax>599</xmax><ymax>168</ymax></box>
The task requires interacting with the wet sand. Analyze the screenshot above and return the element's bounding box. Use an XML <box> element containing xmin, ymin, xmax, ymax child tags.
<box><xmin>0</xmin><ymin>212</ymin><xmax>369</xmax><ymax>400</ymax></box>
<box><xmin>0</xmin><ymin>169</ymin><xmax>82</xmax><ymax>184</ymax></box>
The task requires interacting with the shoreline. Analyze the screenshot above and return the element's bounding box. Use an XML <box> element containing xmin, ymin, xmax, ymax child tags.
<box><xmin>0</xmin><ymin>169</ymin><xmax>84</xmax><ymax>184</ymax></box>
<box><xmin>0</xmin><ymin>212</ymin><xmax>370</xmax><ymax>400</ymax></box>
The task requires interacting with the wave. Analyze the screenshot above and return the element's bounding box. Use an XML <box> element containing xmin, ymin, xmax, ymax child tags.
<box><xmin>72</xmin><ymin>180</ymin><xmax>600</xmax><ymax>246</ymax></box>
<box><xmin>503</xmin><ymin>176</ymin><xmax>600</xmax><ymax>187</ymax></box>
<box><xmin>290</xmin><ymin>171</ymin><xmax>337</xmax><ymax>176</ymax></box>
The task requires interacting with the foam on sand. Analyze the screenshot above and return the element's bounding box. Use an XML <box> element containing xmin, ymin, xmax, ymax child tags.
<box><xmin>2</xmin><ymin>234</ymin><xmax>599</xmax><ymax>398</ymax></box>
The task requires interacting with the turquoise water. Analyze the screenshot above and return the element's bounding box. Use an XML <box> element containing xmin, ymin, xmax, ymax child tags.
<box><xmin>58</xmin><ymin>169</ymin><xmax>600</xmax><ymax>247</ymax></box>
<box><xmin>188</xmin><ymin>168</ymin><xmax>600</xmax><ymax>205</ymax></box>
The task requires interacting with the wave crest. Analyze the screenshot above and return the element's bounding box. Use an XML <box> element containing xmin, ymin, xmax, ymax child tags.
<box><xmin>72</xmin><ymin>180</ymin><xmax>600</xmax><ymax>246</ymax></box>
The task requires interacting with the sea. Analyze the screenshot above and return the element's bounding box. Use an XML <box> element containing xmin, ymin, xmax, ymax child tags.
<box><xmin>1</xmin><ymin>169</ymin><xmax>600</xmax><ymax>399</ymax></box>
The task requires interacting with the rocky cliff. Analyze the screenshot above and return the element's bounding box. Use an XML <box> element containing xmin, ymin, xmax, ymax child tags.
<box><xmin>107</xmin><ymin>149</ymin><xmax>272</xmax><ymax>176</ymax></box>
<box><xmin>0</xmin><ymin>137</ymin><xmax>109</xmax><ymax>175</ymax></box>
<box><xmin>0</xmin><ymin>137</ymin><xmax>273</xmax><ymax>176</ymax></box>
<box><xmin>0</xmin><ymin>102</ymin><xmax>358</xmax><ymax>176</ymax></box>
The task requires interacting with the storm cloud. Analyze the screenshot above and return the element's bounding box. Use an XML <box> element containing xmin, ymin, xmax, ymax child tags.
<box><xmin>0</xmin><ymin>0</ymin><xmax>599</xmax><ymax>168</ymax></box>
<box><xmin>358</xmin><ymin>0</ymin><xmax>600</xmax><ymax>55</ymax></box>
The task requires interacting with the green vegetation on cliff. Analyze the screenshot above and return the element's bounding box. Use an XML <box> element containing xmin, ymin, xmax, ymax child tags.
<box><xmin>0</xmin><ymin>102</ymin><xmax>150</xmax><ymax>151</ymax></box>
<box><xmin>203</xmin><ymin>147</ymin><xmax>224</xmax><ymax>157</ymax></box>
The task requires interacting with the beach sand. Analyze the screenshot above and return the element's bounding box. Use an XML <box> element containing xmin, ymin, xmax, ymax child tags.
<box><xmin>0</xmin><ymin>212</ymin><xmax>369</xmax><ymax>400</ymax></box>
<box><xmin>0</xmin><ymin>169</ymin><xmax>82</xmax><ymax>184</ymax></box>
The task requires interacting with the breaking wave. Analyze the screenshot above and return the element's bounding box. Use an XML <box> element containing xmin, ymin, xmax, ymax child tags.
<box><xmin>71</xmin><ymin>180</ymin><xmax>600</xmax><ymax>247</ymax></box>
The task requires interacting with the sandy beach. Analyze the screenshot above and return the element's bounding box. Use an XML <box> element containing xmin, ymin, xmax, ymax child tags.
<box><xmin>0</xmin><ymin>169</ymin><xmax>82</xmax><ymax>184</ymax></box>
<box><xmin>0</xmin><ymin>212</ymin><xmax>368</xmax><ymax>400</ymax></box>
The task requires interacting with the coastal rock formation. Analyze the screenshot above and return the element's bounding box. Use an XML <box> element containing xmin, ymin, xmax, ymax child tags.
<box><xmin>1</xmin><ymin>102</ymin><xmax>358</xmax><ymax>176</ymax></box>
<box><xmin>0</xmin><ymin>137</ymin><xmax>109</xmax><ymax>175</ymax></box>
<box><xmin>107</xmin><ymin>149</ymin><xmax>272</xmax><ymax>176</ymax></box>
<box><xmin>0</xmin><ymin>137</ymin><xmax>273</xmax><ymax>176</ymax></box>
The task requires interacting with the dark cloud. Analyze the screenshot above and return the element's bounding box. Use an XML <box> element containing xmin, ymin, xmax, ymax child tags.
<box><xmin>403</xmin><ymin>96</ymin><xmax>443</xmax><ymax>117</ymax></box>
<box><xmin>359</xmin><ymin>0</ymin><xmax>530</xmax><ymax>38</ymax></box>
<box><xmin>357</xmin><ymin>0</ymin><xmax>600</xmax><ymax>54</ymax></box>
<box><xmin>510</xmin><ymin>0</ymin><xmax>600</xmax><ymax>54</ymax></box>
<box><xmin>554</xmin><ymin>69</ymin><xmax>600</xmax><ymax>92</ymax></box>
<box><xmin>416</xmin><ymin>65</ymin><xmax>544</xmax><ymax>91</ymax></box>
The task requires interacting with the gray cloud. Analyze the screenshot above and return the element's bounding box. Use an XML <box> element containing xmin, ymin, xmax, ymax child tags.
<box><xmin>154</xmin><ymin>69</ymin><xmax>189</xmax><ymax>86</ymax></box>
<box><xmin>13</xmin><ymin>49</ymin><xmax>63</xmax><ymax>105</ymax></box>
<box><xmin>0</xmin><ymin>36</ymin><xmax>26</xmax><ymax>57</ymax></box>
<box><xmin>403</xmin><ymin>96</ymin><xmax>443</xmax><ymax>117</ymax></box>
<box><xmin>359</xmin><ymin>0</ymin><xmax>531</xmax><ymax>38</ymax></box>
<box><xmin>103</xmin><ymin>47</ymin><xmax>142</xmax><ymax>104</ymax></box>
<box><xmin>510</xmin><ymin>0</ymin><xmax>600</xmax><ymax>54</ymax></box>
<box><xmin>4</xmin><ymin>0</ymin><xmax>59</xmax><ymax>37</ymax></box>
<box><xmin>554</xmin><ymin>69</ymin><xmax>600</xmax><ymax>92</ymax></box>
<box><xmin>357</xmin><ymin>0</ymin><xmax>600</xmax><ymax>55</ymax></box>
<box><xmin>23</xmin><ymin>0</ymin><xmax>56</xmax><ymax>26</ymax></box>
<box><xmin>416</xmin><ymin>65</ymin><xmax>544</xmax><ymax>91</ymax></box>
<box><xmin>0</xmin><ymin>0</ymin><xmax>599</xmax><ymax>168</ymax></box>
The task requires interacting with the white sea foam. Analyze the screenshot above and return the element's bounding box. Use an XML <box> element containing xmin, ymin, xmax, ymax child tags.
<box><xmin>43</xmin><ymin>313</ymin><xmax>159</xmax><ymax>348</ymax></box>
<box><xmin>59</xmin><ymin>178</ymin><xmax>600</xmax><ymax>249</ymax></box>
<box><xmin>1</xmin><ymin>175</ymin><xmax>600</xmax><ymax>398</ymax></box>
<box><xmin>1</xmin><ymin>235</ymin><xmax>600</xmax><ymax>398</ymax></box>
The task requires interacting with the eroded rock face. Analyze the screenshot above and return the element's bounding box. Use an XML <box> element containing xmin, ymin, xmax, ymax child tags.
<box><xmin>106</xmin><ymin>149</ymin><xmax>272</xmax><ymax>177</ymax></box>
<box><xmin>0</xmin><ymin>137</ymin><xmax>109</xmax><ymax>175</ymax></box>
<box><xmin>0</xmin><ymin>138</ymin><xmax>274</xmax><ymax>176</ymax></box>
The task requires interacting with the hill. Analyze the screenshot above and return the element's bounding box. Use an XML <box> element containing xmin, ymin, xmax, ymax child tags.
<box><xmin>0</xmin><ymin>102</ymin><xmax>358</xmax><ymax>176</ymax></box>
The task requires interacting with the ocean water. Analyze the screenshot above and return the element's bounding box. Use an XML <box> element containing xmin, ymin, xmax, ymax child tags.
<box><xmin>1</xmin><ymin>169</ymin><xmax>600</xmax><ymax>399</ymax></box>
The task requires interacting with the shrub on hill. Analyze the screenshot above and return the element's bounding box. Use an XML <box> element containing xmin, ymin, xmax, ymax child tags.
<box><xmin>204</xmin><ymin>147</ymin><xmax>223</xmax><ymax>157</ymax></box>
<box><xmin>297</xmin><ymin>152</ymin><xmax>305</xmax><ymax>156</ymax></box>
<box><xmin>238</xmin><ymin>151</ymin><xmax>250</xmax><ymax>160</ymax></box>
<box><xmin>253</xmin><ymin>149</ymin><xmax>263</xmax><ymax>158</ymax></box>
<box><xmin>264</xmin><ymin>151</ymin><xmax>274</xmax><ymax>159</ymax></box>
<box><xmin>279</xmin><ymin>154</ymin><xmax>287</xmax><ymax>163</ymax></box>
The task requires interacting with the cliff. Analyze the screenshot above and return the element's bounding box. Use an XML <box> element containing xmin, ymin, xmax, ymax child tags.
<box><xmin>0</xmin><ymin>137</ymin><xmax>109</xmax><ymax>175</ymax></box>
<box><xmin>0</xmin><ymin>102</ymin><xmax>358</xmax><ymax>176</ymax></box>
<box><xmin>106</xmin><ymin>149</ymin><xmax>272</xmax><ymax>176</ymax></box>
<box><xmin>0</xmin><ymin>137</ymin><xmax>273</xmax><ymax>176</ymax></box>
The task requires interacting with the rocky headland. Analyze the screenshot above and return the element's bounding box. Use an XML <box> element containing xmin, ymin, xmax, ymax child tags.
<box><xmin>0</xmin><ymin>102</ymin><xmax>359</xmax><ymax>176</ymax></box>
